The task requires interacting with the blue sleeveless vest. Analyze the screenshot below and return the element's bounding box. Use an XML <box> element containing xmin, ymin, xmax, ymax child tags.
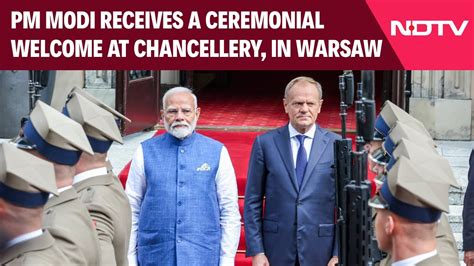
<box><xmin>137</xmin><ymin>132</ymin><xmax>223</xmax><ymax>266</ymax></box>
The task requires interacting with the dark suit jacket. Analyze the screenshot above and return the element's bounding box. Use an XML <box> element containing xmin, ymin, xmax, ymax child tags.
<box><xmin>463</xmin><ymin>149</ymin><xmax>474</xmax><ymax>250</ymax></box>
<box><xmin>244</xmin><ymin>124</ymin><xmax>340</xmax><ymax>266</ymax></box>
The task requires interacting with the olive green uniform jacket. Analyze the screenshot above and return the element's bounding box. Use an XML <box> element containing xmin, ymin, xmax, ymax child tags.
<box><xmin>74</xmin><ymin>172</ymin><xmax>132</xmax><ymax>266</ymax></box>
<box><xmin>0</xmin><ymin>230</ymin><xmax>69</xmax><ymax>265</ymax></box>
<box><xmin>43</xmin><ymin>187</ymin><xmax>100</xmax><ymax>265</ymax></box>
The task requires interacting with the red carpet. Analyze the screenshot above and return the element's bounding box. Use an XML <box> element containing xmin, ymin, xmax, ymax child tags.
<box><xmin>197</xmin><ymin>90</ymin><xmax>357</xmax><ymax>130</ymax></box>
<box><xmin>193</xmin><ymin>70</ymin><xmax>384</xmax><ymax>130</ymax></box>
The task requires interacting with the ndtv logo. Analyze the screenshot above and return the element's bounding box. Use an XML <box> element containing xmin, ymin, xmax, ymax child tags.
<box><xmin>391</xmin><ymin>20</ymin><xmax>469</xmax><ymax>36</ymax></box>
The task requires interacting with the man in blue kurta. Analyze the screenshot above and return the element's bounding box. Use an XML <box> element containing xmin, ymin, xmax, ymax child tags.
<box><xmin>126</xmin><ymin>87</ymin><xmax>241</xmax><ymax>266</ymax></box>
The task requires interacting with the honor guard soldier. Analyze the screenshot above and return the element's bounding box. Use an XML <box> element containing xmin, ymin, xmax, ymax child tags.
<box><xmin>64</xmin><ymin>91</ymin><xmax>132</xmax><ymax>266</ymax></box>
<box><xmin>370</xmin><ymin>101</ymin><xmax>460</xmax><ymax>266</ymax></box>
<box><xmin>370</xmin><ymin>156</ymin><xmax>452</xmax><ymax>265</ymax></box>
<box><xmin>388</xmin><ymin>138</ymin><xmax>460</xmax><ymax>264</ymax></box>
<box><xmin>16</xmin><ymin>101</ymin><xmax>100</xmax><ymax>265</ymax></box>
<box><xmin>0</xmin><ymin>143</ymin><xmax>69</xmax><ymax>265</ymax></box>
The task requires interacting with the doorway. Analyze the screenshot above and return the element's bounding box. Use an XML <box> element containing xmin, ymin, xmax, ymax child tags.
<box><xmin>116</xmin><ymin>71</ymin><xmax>160</xmax><ymax>135</ymax></box>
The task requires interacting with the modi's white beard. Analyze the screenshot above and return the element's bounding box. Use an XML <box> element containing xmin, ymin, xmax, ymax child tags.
<box><xmin>164</xmin><ymin>119</ymin><xmax>197</xmax><ymax>139</ymax></box>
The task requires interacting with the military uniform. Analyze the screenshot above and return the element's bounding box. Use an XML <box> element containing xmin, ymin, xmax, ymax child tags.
<box><xmin>66</xmin><ymin>89</ymin><xmax>128</xmax><ymax>191</ymax></box>
<box><xmin>416</xmin><ymin>254</ymin><xmax>444</xmax><ymax>265</ymax></box>
<box><xmin>386</xmin><ymin>129</ymin><xmax>460</xmax><ymax>266</ymax></box>
<box><xmin>0</xmin><ymin>143</ymin><xmax>67</xmax><ymax>265</ymax></box>
<box><xmin>43</xmin><ymin>187</ymin><xmax>100</xmax><ymax>265</ymax></box>
<box><xmin>16</xmin><ymin>100</ymin><xmax>101</xmax><ymax>265</ymax></box>
<box><xmin>381</xmin><ymin>253</ymin><xmax>444</xmax><ymax>266</ymax></box>
<box><xmin>373</xmin><ymin>101</ymin><xmax>460</xmax><ymax>265</ymax></box>
<box><xmin>74</xmin><ymin>171</ymin><xmax>132</xmax><ymax>266</ymax></box>
<box><xmin>370</xmin><ymin>155</ymin><xmax>453</xmax><ymax>266</ymax></box>
<box><xmin>0</xmin><ymin>230</ymin><xmax>69</xmax><ymax>265</ymax></box>
<box><xmin>65</xmin><ymin>89</ymin><xmax>133</xmax><ymax>265</ymax></box>
<box><xmin>436</xmin><ymin>214</ymin><xmax>460</xmax><ymax>266</ymax></box>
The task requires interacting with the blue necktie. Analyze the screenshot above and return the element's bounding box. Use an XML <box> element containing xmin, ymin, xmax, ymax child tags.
<box><xmin>295</xmin><ymin>135</ymin><xmax>308</xmax><ymax>189</ymax></box>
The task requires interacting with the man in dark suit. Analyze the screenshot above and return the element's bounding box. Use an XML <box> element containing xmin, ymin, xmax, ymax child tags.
<box><xmin>464</xmin><ymin>149</ymin><xmax>474</xmax><ymax>266</ymax></box>
<box><xmin>244</xmin><ymin>76</ymin><xmax>340</xmax><ymax>266</ymax></box>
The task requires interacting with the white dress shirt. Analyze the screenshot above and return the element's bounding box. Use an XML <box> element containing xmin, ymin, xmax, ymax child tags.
<box><xmin>392</xmin><ymin>250</ymin><xmax>438</xmax><ymax>266</ymax></box>
<box><xmin>126</xmin><ymin>144</ymin><xmax>241</xmax><ymax>266</ymax></box>
<box><xmin>6</xmin><ymin>229</ymin><xmax>43</xmax><ymax>249</ymax></box>
<box><xmin>73</xmin><ymin>167</ymin><xmax>108</xmax><ymax>184</ymax></box>
<box><xmin>48</xmin><ymin>185</ymin><xmax>73</xmax><ymax>199</ymax></box>
<box><xmin>288</xmin><ymin>123</ymin><xmax>316</xmax><ymax>167</ymax></box>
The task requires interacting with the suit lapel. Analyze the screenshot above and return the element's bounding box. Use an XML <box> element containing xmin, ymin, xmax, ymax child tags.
<box><xmin>300</xmin><ymin>125</ymin><xmax>329</xmax><ymax>191</ymax></box>
<box><xmin>273</xmin><ymin>126</ymin><xmax>298</xmax><ymax>192</ymax></box>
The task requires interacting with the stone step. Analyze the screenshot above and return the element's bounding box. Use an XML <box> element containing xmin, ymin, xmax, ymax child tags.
<box><xmin>454</xmin><ymin>232</ymin><xmax>463</xmax><ymax>251</ymax></box>
<box><xmin>444</xmin><ymin>155</ymin><xmax>471</xmax><ymax>169</ymax></box>
<box><xmin>450</xmin><ymin>166</ymin><xmax>469</xmax><ymax>190</ymax></box>
<box><xmin>449</xmin><ymin>205</ymin><xmax>464</xmax><ymax>234</ymax></box>
<box><xmin>450</xmin><ymin>205</ymin><xmax>464</xmax><ymax>220</ymax></box>
<box><xmin>437</xmin><ymin>141</ymin><xmax>470</xmax><ymax>263</ymax></box>
<box><xmin>450</xmin><ymin>188</ymin><xmax>465</xmax><ymax>206</ymax></box>
<box><xmin>436</xmin><ymin>142</ymin><xmax>470</xmax><ymax>206</ymax></box>
<box><xmin>436</xmin><ymin>141</ymin><xmax>473</xmax><ymax>157</ymax></box>
<box><xmin>449</xmin><ymin>207</ymin><xmax>463</xmax><ymax>260</ymax></box>
<box><xmin>449</xmin><ymin>222</ymin><xmax>462</xmax><ymax>234</ymax></box>
<box><xmin>446</xmin><ymin>164</ymin><xmax>469</xmax><ymax>206</ymax></box>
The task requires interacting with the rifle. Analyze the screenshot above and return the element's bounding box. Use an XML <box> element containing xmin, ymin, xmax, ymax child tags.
<box><xmin>28</xmin><ymin>71</ymin><xmax>49</xmax><ymax>112</ymax></box>
<box><xmin>21</xmin><ymin>71</ymin><xmax>50</xmax><ymax>127</ymax></box>
<box><xmin>335</xmin><ymin>71</ymin><xmax>383</xmax><ymax>265</ymax></box>
<box><xmin>334</xmin><ymin>70</ymin><xmax>353</xmax><ymax>266</ymax></box>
